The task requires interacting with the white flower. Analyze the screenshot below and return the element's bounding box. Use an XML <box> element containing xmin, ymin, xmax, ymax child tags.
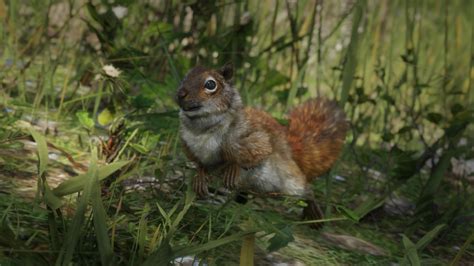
<box><xmin>112</xmin><ymin>6</ymin><xmax>128</xmax><ymax>19</ymax></box>
<box><xmin>102</xmin><ymin>64</ymin><xmax>122</xmax><ymax>78</ymax></box>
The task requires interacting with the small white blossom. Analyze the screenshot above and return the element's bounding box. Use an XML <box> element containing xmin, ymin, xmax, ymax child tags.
<box><xmin>112</xmin><ymin>6</ymin><xmax>128</xmax><ymax>19</ymax></box>
<box><xmin>102</xmin><ymin>64</ymin><xmax>121</xmax><ymax>78</ymax></box>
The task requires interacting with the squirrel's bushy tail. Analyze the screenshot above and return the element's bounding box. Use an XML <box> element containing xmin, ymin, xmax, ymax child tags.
<box><xmin>287</xmin><ymin>98</ymin><xmax>348</xmax><ymax>181</ymax></box>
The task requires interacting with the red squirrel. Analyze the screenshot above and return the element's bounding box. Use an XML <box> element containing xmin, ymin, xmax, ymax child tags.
<box><xmin>176</xmin><ymin>63</ymin><xmax>348</xmax><ymax>227</ymax></box>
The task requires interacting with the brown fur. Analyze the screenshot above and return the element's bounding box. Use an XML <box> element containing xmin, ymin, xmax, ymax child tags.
<box><xmin>178</xmin><ymin>65</ymin><xmax>348</xmax><ymax>228</ymax></box>
<box><xmin>222</xmin><ymin>107</ymin><xmax>289</xmax><ymax>168</ymax></box>
<box><xmin>287</xmin><ymin>98</ymin><xmax>348</xmax><ymax>181</ymax></box>
<box><xmin>177</xmin><ymin>64</ymin><xmax>347</xmax><ymax>193</ymax></box>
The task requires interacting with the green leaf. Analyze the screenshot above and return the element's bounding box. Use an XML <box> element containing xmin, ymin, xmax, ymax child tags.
<box><xmin>381</xmin><ymin>93</ymin><xmax>395</xmax><ymax>105</ymax></box>
<box><xmin>57</xmin><ymin>155</ymin><xmax>98</xmax><ymax>265</ymax></box>
<box><xmin>450</xmin><ymin>103</ymin><xmax>464</xmax><ymax>115</ymax></box>
<box><xmin>43</xmin><ymin>183</ymin><xmax>63</xmax><ymax>210</ymax></box>
<box><xmin>415</xmin><ymin>224</ymin><xmax>445</xmax><ymax>250</ymax></box>
<box><xmin>132</xmin><ymin>94</ymin><xmax>155</xmax><ymax>109</ymax></box>
<box><xmin>30</xmin><ymin>129</ymin><xmax>63</xmax><ymax>209</ymax></box>
<box><xmin>402</xmin><ymin>235</ymin><xmax>420</xmax><ymax>266</ymax></box>
<box><xmin>137</xmin><ymin>203</ymin><xmax>150</xmax><ymax>261</ymax></box>
<box><xmin>398</xmin><ymin>126</ymin><xmax>412</xmax><ymax>134</ymax></box>
<box><xmin>382</xmin><ymin>132</ymin><xmax>394</xmax><ymax>142</ymax></box>
<box><xmin>451</xmin><ymin>230</ymin><xmax>474</xmax><ymax>266</ymax></box>
<box><xmin>76</xmin><ymin>111</ymin><xmax>94</xmax><ymax>130</ymax></box>
<box><xmin>29</xmin><ymin>129</ymin><xmax>48</xmax><ymax>177</ymax></box>
<box><xmin>97</xmin><ymin>108</ymin><xmax>114</xmax><ymax>126</ymax></box>
<box><xmin>354</xmin><ymin>197</ymin><xmax>385</xmax><ymax>219</ymax></box>
<box><xmin>417</xmin><ymin>150</ymin><xmax>454</xmax><ymax>208</ymax></box>
<box><xmin>444</xmin><ymin>110</ymin><xmax>473</xmax><ymax>138</ymax></box>
<box><xmin>90</xmin><ymin>155</ymin><xmax>114</xmax><ymax>266</ymax></box>
<box><xmin>339</xmin><ymin>0</ymin><xmax>366</xmax><ymax>105</ymax></box>
<box><xmin>337</xmin><ymin>205</ymin><xmax>360</xmax><ymax>222</ymax></box>
<box><xmin>129</xmin><ymin>111</ymin><xmax>179</xmax><ymax>133</ymax></box>
<box><xmin>426</xmin><ymin>112</ymin><xmax>443</xmax><ymax>124</ymax></box>
<box><xmin>259</xmin><ymin>69</ymin><xmax>290</xmax><ymax>95</ymax></box>
<box><xmin>52</xmin><ymin>161</ymin><xmax>129</xmax><ymax>197</ymax></box>
<box><xmin>143</xmin><ymin>241</ymin><xmax>173</xmax><ymax>266</ymax></box>
<box><xmin>129</xmin><ymin>143</ymin><xmax>149</xmax><ymax>154</ymax></box>
<box><xmin>267</xmin><ymin>226</ymin><xmax>294</xmax><ymax>252</ymax></box>
<box><xmin>173</xmin><ymin>231</ymin><xmax>258</xmax><ymax>258</ymax></box>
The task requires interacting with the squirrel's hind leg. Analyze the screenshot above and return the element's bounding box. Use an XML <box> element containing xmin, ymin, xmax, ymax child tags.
<box><xmin>302</xmin><ymin>198</ymin><xmax>324</xmax><ymax>230</ymax></box>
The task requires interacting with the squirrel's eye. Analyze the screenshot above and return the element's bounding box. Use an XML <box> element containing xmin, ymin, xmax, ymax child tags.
<box><xmin>204</xmin><ymin>79</ymin><xmax>217</xmax><ymax>92</ymax></box>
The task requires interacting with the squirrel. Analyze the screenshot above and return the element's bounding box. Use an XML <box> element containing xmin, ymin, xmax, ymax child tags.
<box><xmin>175</xmin><ymin>63</ymin><xmax>348</xmax><ymax>228</ymax></box>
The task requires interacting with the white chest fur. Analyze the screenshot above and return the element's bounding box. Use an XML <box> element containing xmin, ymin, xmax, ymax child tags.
<box><xmin>180</xmin><ymin>114</ymin><xmax>231</xmax><ymax>166</ymax></box>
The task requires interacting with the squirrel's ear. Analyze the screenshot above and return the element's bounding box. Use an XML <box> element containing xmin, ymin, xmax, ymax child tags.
<box><xmin>219</xmin><ymin>62</ymin><xmax>233</xmax><ymax>81</ymax></box>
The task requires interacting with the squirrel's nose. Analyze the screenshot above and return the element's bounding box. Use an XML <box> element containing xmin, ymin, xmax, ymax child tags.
<box><xmin>177</xmin><ymin>88</ymin><xmax>188</xmax><ymax>100</ymax></box>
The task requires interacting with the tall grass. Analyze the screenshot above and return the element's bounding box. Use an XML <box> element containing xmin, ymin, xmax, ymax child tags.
<box><xmin>0</xmin><ymin>0</ymin><xmax>473</xmax><ymax>264</ymax></box>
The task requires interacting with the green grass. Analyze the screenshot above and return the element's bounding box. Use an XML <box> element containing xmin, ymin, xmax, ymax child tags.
<box><xmin>1</xmin><ymin>0</ymin><xmax>474</xmax><ymax>265</ymax></box>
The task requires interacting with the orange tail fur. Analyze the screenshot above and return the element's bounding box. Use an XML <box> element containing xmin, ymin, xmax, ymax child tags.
<box><xmin>287</xmin><ymin>98</ymin><xmax>348</xmax><ymax>181</ymax></box>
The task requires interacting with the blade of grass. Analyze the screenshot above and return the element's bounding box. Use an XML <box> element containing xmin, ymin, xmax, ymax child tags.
<box><xmin>239</xmin><ymin>234</ymin><xmax>255</xmax><ymax>266</ymax></box>
<box><xmin>450</xmin><ymin>229</ymin><xmax>474</xmax><ymax>266</ymax></box>
<box><xmin>402</xmin><ymin>235</ymin><xmax>421</xmax><ymax>266</ymax></box>
<box><xmin>339</xmin><ymin>0</ymin><xmax>366</xmax><ymax>106</ymax></box>
<box><xmin>52</xmin><ymin>160</ymin><xmax>129</xmax><ymax>197</ymax></box>
<box><xmin>30</xmin><ymin>129</ymin><xmax>63</xmax><ymax>209</ymax></box>
<box><xmin>56</xmin><ymin>155</ymin><xmax>98</xmax><ymax>265</ymax></box>
<box><xmin>29</xmin><ymin>129</ymin><xmax>48</xmax><ymax>177</ymax></box>
<box><xmin>137</xmin><ymin>203</ymin><xmax>150</xmax><ymax>262</ymax></box>
<box><xmin>90</xmin><ymin>149</ymin><xmax>114</xmax><ymax>266</ymax></box>
<box><xmin>173</xmin><ymin>230</ymin><xmax>258</xmax><ymax>258</ymax></box>
<box><xmin>414</xmin><ymin>224</ymin><xmax>445</xmax><ymax>250</ymax></box>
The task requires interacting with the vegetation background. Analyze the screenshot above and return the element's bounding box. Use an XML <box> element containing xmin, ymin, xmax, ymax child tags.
<box><xmin>0</xmin><ymin>0</ymin><xmax>473</xmax><ymax>265</ymax></box>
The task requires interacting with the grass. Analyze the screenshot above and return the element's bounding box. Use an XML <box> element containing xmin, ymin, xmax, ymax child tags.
<box><xmin>1</xmin><ymin>0</ymin><xmax>474</xmax><ymax>265</ymax></box>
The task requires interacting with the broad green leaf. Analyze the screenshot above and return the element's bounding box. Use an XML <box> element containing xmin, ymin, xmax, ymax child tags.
<box><xmin>97</xmin><ymin>108</ymin><xmax>114</xmax><ymax>126</ymax></box>
<box><xmin>43</xmin><ymin>182</ymin><xmax>63</xmax><ymax>210</ymax></box>
<box><xmin>402</xmin><ymin>235</ymin><xmax>420</xmax><ymax>266</ymax></box>
<box><xmin>129</xmin><ymin>143</ymin><xmax>149</xmax><ymax>154</ymax></box>
<box><xmin>52</xmin><ymin>161</ymin><xmax>129</xmax><ymax>197</ymax></box>
<box><xmin>76</xmin><ymin>111</ymin><xmax>94</xmax><ymax>130</ymax></box>
<box><xmin>415</xmin><ymin>224</ymin><xmax>445</xmax><ymax>251</ymax></box>
<box><xmin>267</xmin><ymin>226</ymin><xmax>294</xmax><ymax>252</ymax></box>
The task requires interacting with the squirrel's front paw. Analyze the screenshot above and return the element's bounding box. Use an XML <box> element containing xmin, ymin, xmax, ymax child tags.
<box><xmin>223</xmin><ymin>164</ymin><xmax>240</xmax><ymax>189</ymax></box>
<box><xmin>193</xmin><ymin>173</ymin><xmax>209</xmax><ymax>198</ymax></box>
<box><xmin>193</xmin><ymin>176</ymin><xmax>209</xmax><ymax>198</ymax></box>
